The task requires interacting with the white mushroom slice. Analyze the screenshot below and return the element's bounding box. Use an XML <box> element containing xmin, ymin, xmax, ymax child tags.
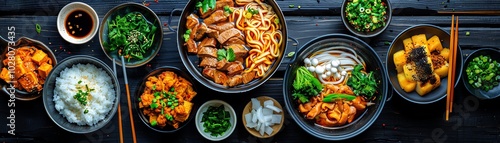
<box><xmin>311</xmin><ymin>58</ymin><xmax>319</xmax><ymax>66</ymax></box>
<box><xmin>341</xmin><ymin>70</ymin><xmax>347</xmax><ymax>76</ymax></box>
<box><xmin>315</xmin><ymin>65</ymin><xmax>325</xmax><ymax>74</ymax></box>
<box><xmin>304</xmin><ymin>58</ymin><xmax>311</xmax><ymax>66</ymax></box>
<box><xmin>331</xmin><ymin>60</ymin><xmax>340</xmax><ymax>67</ymax></box>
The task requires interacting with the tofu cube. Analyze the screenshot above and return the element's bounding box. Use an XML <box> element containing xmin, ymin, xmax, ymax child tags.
<box><xmin>38</xmin><ymin>62</ymin><xmax>53</xmax><ymax>79</ymax></box>
<box><xmin>31</xmin><ymin>49</ymin><xmax>48</xmax><ymax>65</ymax></box>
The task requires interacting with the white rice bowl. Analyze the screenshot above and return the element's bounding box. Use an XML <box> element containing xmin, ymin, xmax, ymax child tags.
<box><xmin>53</xmin><ymin>63</ymin><xmax>116</xmax><ymax>126</ymax></box>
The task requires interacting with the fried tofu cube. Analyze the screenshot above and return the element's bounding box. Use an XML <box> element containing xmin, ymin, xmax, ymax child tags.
<box><xmin>185</xmin><ymin>86</ymin><xmax>197</xmax><ymax>101</ymax></box>
<box><xmin>416</xmin><ymin>73</ymin><xmax>441</xmax><ymax>96</ymax></box>
<box><xmin>38</xmin><ymin>62</ymin><xmax>53</xmax><ymax>79</ymax></box>
<box><xmin>174</xmin><ymin>101</ymin><xmax>193</xmax><ymax>122</ymax></box>
<box><xmin>403</xmin><ymin>63</ymin><xmax>417</xmax><ymax>82</ymax></box>
<box><xmin>14</xmin><ymin>56</ymin><xmax>26</xmax><ymax>79</ymax></box>
<box><xmin>393</xmin><ymin>50</ymin><xmax>406</xmax><ymax>73</ymax></box>
<box><xmin>434</xmin><ymin>62</ymin><xmax>449</xmax><ymax>78</ymax></box>
<box><xmin>18</xmin><ymin>72</ymin><xmax>39</xmax><ymax>92</ymax></box>
<box><xmin>403</xmin><ymin>38</ymin><xmax>414</xmax><ymax>52</ymax></box>
<box><xmin>397</xmin><ymin>72</ymin><xmax>416</xmax><ymax>92</ymax></box>
<box><xmin>427</xmin><ymin>35</ymin><xmax>443</xmax><ymax>52</ymax></box>
<box><xmin>411</xmin><ymin>34</ymin><xmax>428</xmax><ymax>48</ymax></box>
<box><xmin>0</xmin><ymin>68</ymin><xmax>11</xmax><ymax>82</ymax></box>
<box><xmin>440</xmin><ymin>48</ymin><xmax>450</xmax><ymax>61</ymax></box>
<box><xmin>31</xmin><ymin>49</ymin><xmax>48</xmax><ymax>65</ymax></box>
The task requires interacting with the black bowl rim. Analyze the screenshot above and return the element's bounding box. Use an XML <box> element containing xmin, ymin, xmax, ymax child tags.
<box><xmin>341</xmin><ymin>0</ymin><xmax>392</xmax><ymax>38</ymax></box>
<box><xmin>283</xmin><ymin>33</ymin><xmax>388</xmax><ymax>141</ymax></box>
<box><xmin>385</xmin><ymin>24</ymin><xmax>464</xmax><ymax>104</ymax></box>
<box><xmin>0</xmin><ymin>36</ymin><xmax>58</xmax><ymax>101</ymax></box>
<box><xmin>134</xmin><ymin>66</ymin><xmax>198</xmax><ymax>133</ymax></box>
<box><xmin>176</xmin><ymin>0</ymin><xmax>287</xmax><ymax>93</ymax></box>
<box><xmin>98</xmin><ymin>2</ymin><xmax>163</xmax><ymax>68</ymax></box>
<box><xmin>461</xmin><ymin>48</ymin><xmax>500</xmax><ymax>99</ymax></box>
<box><xmin>42</xmin><ymin>55</ymin><xmax>120</xmax><ymax>134</ymax></box>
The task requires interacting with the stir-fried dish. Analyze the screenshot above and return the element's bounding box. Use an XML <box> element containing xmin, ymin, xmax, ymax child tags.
<box><xmin>0</xmin><ymin>46</ymin><xmax>53</xmax><ymax>93</ymax></box>
<box><xmin>184</xmin><ymin>0</ymin><xmax>283</xmax><ymax>87</ymax></box>
<box><xmin>138</xmin><ymin>71</ymin><xmax>197</xmax><ymax>129</ymax></box>
<box><xmin>291</xmin><ymin>46</ymin><xmax>378</xmax><ymax>127</ymax></box>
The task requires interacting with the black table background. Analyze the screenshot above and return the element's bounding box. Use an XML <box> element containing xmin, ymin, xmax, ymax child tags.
<box><xmin>1</xmin><ymin>0</ymin><xmax>500</xmax><ymax>142</ymax></box>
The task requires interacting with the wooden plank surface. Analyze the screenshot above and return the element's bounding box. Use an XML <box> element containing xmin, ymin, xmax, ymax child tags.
<box><xmin>0</xmin><ymin>0</ymin><xmax>500</xmax><ymax>143</ymax></box>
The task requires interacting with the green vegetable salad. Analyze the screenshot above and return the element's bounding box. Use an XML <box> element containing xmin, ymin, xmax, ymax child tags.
<box><xmin>105</xmin><ymin>12</ymin><xmax>157</xmax><ymax>61</ymax></box>
<box><xmin>345</xmin><ymin>0</ymin><xmax>388</xmax><ymax>32</ymax></box>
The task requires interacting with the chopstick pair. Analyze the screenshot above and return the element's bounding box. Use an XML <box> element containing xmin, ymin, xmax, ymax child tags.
<box><xmin>113</xmin><ymin>58</ymin><xmax>137</xmax><ymax>143</ymax></box>
<box><xmin>446</xmin><ymin>15</ymin><xmax>459</xmax><ymax>121</ymax></box>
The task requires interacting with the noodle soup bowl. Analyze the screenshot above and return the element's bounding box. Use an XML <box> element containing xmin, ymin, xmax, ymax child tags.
<box><xmin>177</xmin><ymin>0</ymin><xmax>287</xmax><ymax>93</ymax></box>
<box><xmin>283</xmin><ymin>34</ymin><xmax>388</xmax><ymax>140</ymax></box>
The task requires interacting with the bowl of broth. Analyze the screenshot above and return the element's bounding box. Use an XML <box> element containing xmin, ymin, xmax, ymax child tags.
<box><xmin>57</xmin><ymin>2</ymin><xmax>99</xmax><ymax>44</ymax></box>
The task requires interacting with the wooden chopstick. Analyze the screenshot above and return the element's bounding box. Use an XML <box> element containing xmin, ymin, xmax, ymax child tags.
<box><xmin>113</xmin><ymin>58</ymin><xmax>124</xmax><ymax>143</ymax></box>
<box><xmin>450</xmin><ymin>17</ymin><xmax>459</xmax><ymax>112</ymax></box>
<box><xmin>446</xmin><ymin>15</ymin><xmax>459</xmax><ymax>121</ymax></box>
<box><xmin>121</xmin><ymin>56</ymin><xmax>137</xmax><ymax>143</ymax></box>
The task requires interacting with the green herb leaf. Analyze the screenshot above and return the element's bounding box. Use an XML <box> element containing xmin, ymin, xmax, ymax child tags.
<box><xmin>226</xmin><ymin>48</ymin><xmax>235</xmax><ymax>62</ymax></box>
<box><xmin>217</xmin><ymin>49</ymin><xmax>227</xmax><ymax>61</ymax></box>
<box><xmin>183</xmin><ymin>29</ymin><xmax>191</xmax><ymax>42</ymax></box>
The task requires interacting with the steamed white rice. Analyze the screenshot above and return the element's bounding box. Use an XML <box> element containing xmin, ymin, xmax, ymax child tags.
<box><xmin>53</xmin><ymin>63</ymin><xmax>116</xmax><ymax>126</ymax></box>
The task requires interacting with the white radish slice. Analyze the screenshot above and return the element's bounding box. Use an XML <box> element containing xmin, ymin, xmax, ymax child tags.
<box><xmin>259</xmin><ymin>123</ymin><xmax>266</xmax><ymax>136</ymax></box>
<box><xmin>265</xmin><ymin>126</ymin><xmax>274</xmax><ymax>135</ymax></box>
<box><xmin>245</xmin><ymin>113</ymin><xmax>252</xmax><ymax>124</ymax></box>
<box><xmin>251</xmin><ymin>109</ymin><xmax>258</xmax><ymax>123</ymax></box>
<box><xmin>263</xmin><ymin>100</ymin><xmax>274</xmax><ymax>107</ymax></box>
<box><xmin>251</xmin><ymin>98</ymin><xmax>260</xmax><ymax>110</ymax></box>
<box><xmin>265</xmin><ymin>104</ymin><xmax>282</xmax><ymax>113</ymax></box>
<box><xmin>272</xmin><ymin>114</ymin><xmax>282</xmax><ymax>124</ymax></box>
<box><xmin>262</xmin><ymin>108</ymin><xmax>273</xmax><ymax>116</ymax></box>
<box><xmin>246</xmin><ymin>122</ymin><xmax>257</xmax><ymax>128</ymax></box>
<box><xmin>256</xmin><ymin>121</ymin><xmax>261</xmax><ymax>131</ymax></box>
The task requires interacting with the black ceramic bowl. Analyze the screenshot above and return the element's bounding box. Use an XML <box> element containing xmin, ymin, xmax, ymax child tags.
<box><xmin>386</xmin><ymin>24</ymin><xmax>463</xmax><ymax>104</ymax></box>
<box><xmin>177</xmin><ymin>0</ymin><xmax>287</xmax><ymax>93</ymax></box>
<box><xmin>0</xmin><ymin>37</ymin><xmax>57</xmax><ymax>101</ymax></box>
<box><xmin>283</xmin><ymin>34</ymin><xmax>388</xmax><ymax>141</ymax></box>
<box><xmin>134</xmin><ymin>66</ymin><xmax>199</xmax><ymax>133</ymax></box>
<box><xmin>341</xmin><ymin>0</ymin><xmax>392</xmax><ymax>37</ymax></box>
<box><xmin>99</xmin><ymin>2</ymin><xmax>163</xmax><ymax>68</ymax></box>
<box><xmin>462</xmin><ymin>48</ymin><xmax>500</xmax><ymax>99</ymax></box>
<box><xmin>43</xmin><ymin>55</ymin><xmax>120</xmax><ymax>134</ymax></box>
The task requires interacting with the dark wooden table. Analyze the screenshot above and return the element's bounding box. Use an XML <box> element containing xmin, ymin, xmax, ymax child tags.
<box><xmin>1</xmin><ymin>0</ymin><xmax>500</xmax><ymax>142</ymax></box>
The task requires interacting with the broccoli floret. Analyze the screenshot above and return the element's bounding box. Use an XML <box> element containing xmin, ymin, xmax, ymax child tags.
<box><xmin>291</xmin><ymin>66</ymin><xmax>323</xmax><ymax>103</ymax></box>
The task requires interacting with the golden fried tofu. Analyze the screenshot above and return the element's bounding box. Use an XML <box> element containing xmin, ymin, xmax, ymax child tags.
<box><xmin>18</xmin><ymin>72</ymin><xmax>39</xmax><ymax>92</ymax></box>
<box><xmin>0</xmin><ymin>68</ymin><xmax>11</xmax><ymax>82</ymax></box>
<box><xmin>38</xmin><ymin>63</ymin><xmax>53</xmax><ymax>79</ymax></box>
<box><xmin>31</xmin><ymin>49</ymin><xmax>48</xmax><ymax>65</ymax></box>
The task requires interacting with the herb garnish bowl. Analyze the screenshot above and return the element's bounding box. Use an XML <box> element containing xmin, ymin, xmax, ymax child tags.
<box><xmin>42</xmin><ymin>55</ymin><xmax>120</xmax><ymax>134</ymax></box>
<box><xmin>99</xmin><ymin>2</ymin><xmax>163</xmax><ymax>68</ymax></box>
<box><xmin>283</xmin><ymin>34</ymin><xmax>388</xmax><ymax>141</ymax></box>
<box><xmin>341</xmin><ymin>0</ymin><xmax>392</xmax><ymax>37</ymax></box>
<box><xmin>461</xmin><ymin>48</ymin><xmax>500</xmax><ymax>100</ymax></box>
<box><xmin>195</xmin><ymin>100</ymin><xmax>236</xmax><ymax>141</ymax></box>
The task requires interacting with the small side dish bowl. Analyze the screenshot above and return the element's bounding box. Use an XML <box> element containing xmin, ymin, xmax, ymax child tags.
<box><xmin>341</xmin><ymin>0</ymin><xmax>392</xmax><ymax>37</ymax></box>
<box><xmin>99</xmin><ymin>2</ymin><xmax>163</xmax><ymax>68</ymax></box>
<box><xmin>195</xmin><ymin>100</ymin><xmax>237</xmax><ymax>141</ymax></box>
<box><xmin>461</xmin><ymin>48</ymin><xmax>500</xmax><ymax>99</ymax></box>
<box><xmin>0</xmin><ymin>36</ymin><xmax>57</xmax><ymax>101</ymax></box>
<box><xmin>242</xmin><ymin>96</ymin><xmax>284</xmax><ymax>138</ymax></box>
<box><xmin>386</xmin><ymin>24</ymin><xmax>463</xmax><ymax>104</ymax></box>
<box><xmin>57</xmin><ymin>2</ymin><xmax>99</xmax><ymax>44</ymax></box>
<box><xmin>43</xmin><ymin>55</ymin><xmax>120</xmax><ymax>134</ymax></box>
<box><xmin>134</xmin><ymin>66</ymin><xmax>199</xmax><ymax>133</ymax></box>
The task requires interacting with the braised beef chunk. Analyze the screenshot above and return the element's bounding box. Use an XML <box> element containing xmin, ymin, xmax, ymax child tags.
<box><xmin>216</xmin><ymin>59</ymin><xmax>229</xmax><ymax>70</ymax></box>
<box><xmin>197</xmin><ymin>47</ymin><xmax>218</xmax><ymax>58</ymax></box>
<box><xmin>184</xmin><ymin>38</ymin><xmax>198</xmax><ymax>54</ymax></box>
<box><xmin>226</xmin><ymin>62</ymin><xmax>244</xmax><ymax>76</ymax></box>
<box><xmin>242</xmin><ymin>71</ymin><xmax>256</xmax><ymax>84</ymax></box>
<box><xmin>225</xmin><ymin>44</ymin><xmax>248</xmax><ymax>59</ymax></box>
<box><xmin>199</xmin><ymin>8</ymin><xmax>215</xmax><ymax>18</ymax></box>
<box><xmin>186</xmin><ymin>14</ymin><xmax>199</xmax><ymax>30</ymax></box>
<box><xmin>224</xmin><ymin>36</ymin><xmax>245</xmax><ymax>46</ymax></box>
<box><xmin>200</xmin><ymin>57</ymin><xmax>218</xmax><ymax>68</ymax></box>
<box><xmin>195</xmin><ymin>23</ymin><xmax>208</xmax><ymax>40</ymax></box>
<box><xmin>203</xmin><ymin>10</ymin><xmax>228</xmax><ymax>25</ymax></box>
<box><xmin>214</xmin><ymin>70</ymin><xmax>228</xmax><ymax>86</ymax></box>
<box><xmin>208</xmin><ymin>22</ymin><xmax>235</xmax><ymax>32</ymax></box>
<box><xmin>206</xmin><ymin>28</ymin><xmax>220</xmax><ymax>38</ymax></box>
<box><xmin>202</xmin><ymin>67</ymin><xmax>216</xmax><ymax>80</ymax></box>
<box><xmin>217</xmin><ymin>28</ymin><xmax>242</xmax><ymax>44</ymax></box>
<box><xmin>227</xmin><ymin>75</ymin><xmax>243</xmax><ymax>87</ymax></box>
<box><xmin>199</xmin><ymin>37</ymin><xmax>217</xmax><ymax>48</ymax></box>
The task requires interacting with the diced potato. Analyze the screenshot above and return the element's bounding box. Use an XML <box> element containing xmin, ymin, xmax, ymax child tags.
<box><xmin>440</xmin><ymin>48</ymin><xmax>450</xmax><ymax>61</ymax></box>
<box><xmin>403</xmin><ymin>63</ymin><xmax>417</xmax><ymax>81</ymax></box>
<box><xmin>31</xmin><ymin>49</ymin><xmax>48</xmax><ymax>65</ymax></box>
<box><xmin>427</xmin><ymin>35</ymin><xmax>443</xmax><ymax>52</ymax></box>
<box><xmin>38</xmin><ymin>63</ymin><xmax>53</xmax><ymax>79</ymax></box>
<box><xmin>411</xmin><ymin>34</ymin><xmax>428</xmax><ymax>48</ymax></box>
<box><xmin>393</xmin><ymin>50</ymin><xmax>406</xmax><ymax>73</ymax></box>
<box><xmin>397</xmin><ymin>72</ymin><xmax>416</xmax><ymax>92</ymax></box>
<box><xmin>416</xmin><ymin>73</ymin><xmax>441</xmax><ymax>96</ymax></box>
<box><xmin>403</xmin><ymin>38</ymin><xmax>414</xmax><ymax>52</ymax></box>
<box><xmin>434</xmin><ymin>61</ymin><xmax>449</xmax><ymax>78</ymax></box>
<box><xmin>14</xmin><ymin>56</ymin><xmax>26</xmax><ymax>79</ymax></box>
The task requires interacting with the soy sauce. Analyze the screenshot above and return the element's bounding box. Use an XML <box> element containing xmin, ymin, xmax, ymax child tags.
<box><xmin>65</xmin><ymin>10</ymin><xmax>93</xmax><ymax>38</ymax></box>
